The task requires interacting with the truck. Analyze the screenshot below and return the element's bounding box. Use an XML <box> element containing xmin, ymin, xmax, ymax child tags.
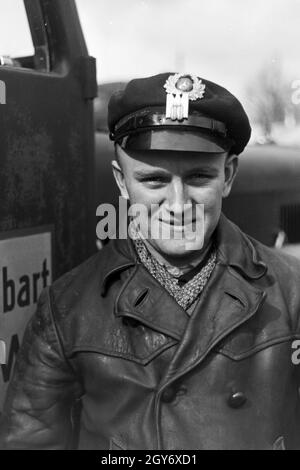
<box><xmin>0</xmin><ymin>0</ymin><xmax>97</xmax><ymax>411</ymax></box>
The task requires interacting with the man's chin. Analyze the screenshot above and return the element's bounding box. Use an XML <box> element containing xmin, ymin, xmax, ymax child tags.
<box><xmin>151</xmin><ymin>240</ymin><xmax>204</xmax><ymax>258</ymax></box>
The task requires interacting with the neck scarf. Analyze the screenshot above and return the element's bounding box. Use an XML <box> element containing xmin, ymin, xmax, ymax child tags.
<box><xmin>131</xmin><ymin>227</ymin><xmax>217</xmax><ymax>311</ymax></box>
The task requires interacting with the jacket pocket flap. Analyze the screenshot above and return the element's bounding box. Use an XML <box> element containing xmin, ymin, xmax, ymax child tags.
<box><xmin>216</xmin><ymin>335</ymin><xmax>294</xmax><ymax>361</ymax></box>
<box><xmin>66</xmin><ymin>327</ymin><xmax>177</xmax><ymax>366</ymax></box>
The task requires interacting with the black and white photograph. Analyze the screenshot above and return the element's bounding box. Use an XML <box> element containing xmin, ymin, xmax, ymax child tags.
<box><xmin>0</xmin><ymin>0</ymin><xmax>300</xmax><ymax>453</ymax></box>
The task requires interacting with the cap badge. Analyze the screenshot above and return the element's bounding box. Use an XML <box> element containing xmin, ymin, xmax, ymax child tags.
<box><xmin>164</xmin><ymin>74</ymin><xmax>206</xmax><ymax>121</ymax></box>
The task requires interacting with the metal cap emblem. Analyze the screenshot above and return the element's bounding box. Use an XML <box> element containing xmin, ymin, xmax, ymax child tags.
<box><xmin>164</xmin><ymin>73</ymin><xmax>206</xmax><ymax>121</ymax></box>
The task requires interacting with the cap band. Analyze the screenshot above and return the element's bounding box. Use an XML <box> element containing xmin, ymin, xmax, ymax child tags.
<box><xmin>111</xmin><ymin>107</ymin><xmax>227</xmax><ymax>142</ymax></box>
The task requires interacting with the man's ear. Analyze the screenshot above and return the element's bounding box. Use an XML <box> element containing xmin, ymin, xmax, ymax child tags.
<box><xmin>112</xmin><ymin>160</ymin><xmax>130</xmax><ymax>200</ymax></box>
<box><xmin>222</xmin><ymin>154</ymin><xmax>239</xmax><ymax>199</ymax></box>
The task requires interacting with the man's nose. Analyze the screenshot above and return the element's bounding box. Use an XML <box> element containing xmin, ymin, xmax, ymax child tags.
<box><xmin>166</xmin><ymin>180</ymin><xmax>189</xmax><ymax>214</ymax></box>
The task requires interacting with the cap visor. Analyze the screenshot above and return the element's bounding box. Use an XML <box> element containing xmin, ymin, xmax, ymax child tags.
<box><xmin>119</xmin><ymin>129</ymin><xmax>231</xmax><ymax>153</ymax></box>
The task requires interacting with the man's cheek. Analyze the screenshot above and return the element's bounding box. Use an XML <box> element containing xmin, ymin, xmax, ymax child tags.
<box><xmin>201</xmin><ymin>196</ymin><xmax>220</xmax><ymax>217</ymax></box>
<box><xmin>203</xmin><ymin>198</ymin><xmax>222</xmax><ymax>230</ymax></box>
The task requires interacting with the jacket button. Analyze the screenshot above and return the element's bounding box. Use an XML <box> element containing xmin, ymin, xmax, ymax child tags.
<box><xmin>228</xmin><ymin>391</ymin><xmax>247</xmax><ymax>408</ymax></box>
<box><xmin>161</xmin><ymin>387</ymin><xmax>177</xmax><ymax>403</ymax></box>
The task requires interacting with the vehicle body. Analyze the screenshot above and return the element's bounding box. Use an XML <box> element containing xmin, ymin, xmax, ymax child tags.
<box><xmin>0</xmin><ymin>0</ymin><xmax>97</xmax><ymax>411</ymax></box>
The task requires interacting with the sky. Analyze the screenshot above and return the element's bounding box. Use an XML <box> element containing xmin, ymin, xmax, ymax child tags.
<box><xmin>75</xmin><ymin>0</ymin><xmax>300</xmax><ymax>103</ymax></box>
<box><xmin>0</xmin><ymin>0</ymin><xmax>299</xmax><ymax>112</ymax></box>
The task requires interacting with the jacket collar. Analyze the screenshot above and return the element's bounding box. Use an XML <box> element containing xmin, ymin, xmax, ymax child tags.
<box><xmin>216</xmin><ymin>213</ymin><xmax>268</xmax><ymax>279</ymax></box>
<box><xmin>99</xmin><ymin>237</ymin><xmax>190</xmax><ymax>341</ymax></box>
<box><xmin>99</xmin><ymin>213</ymin><xmax>268</xmax><ymax>295</ymax></box>
<box><xmin>99</xmin><ymin>237</ymin><xmax>138</xmax><ymax>296</ymax></box>
<box><xmin>98</xmin><ymin>215</ymin><xmax>268</xmax><ymax>356</ymax></box>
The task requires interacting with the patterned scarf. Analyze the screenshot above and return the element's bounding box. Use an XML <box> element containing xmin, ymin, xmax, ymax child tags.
<box><xmin>131</xmin><ymin>227</ymin><xmax>217</xmax><ymax>311</ymax></box>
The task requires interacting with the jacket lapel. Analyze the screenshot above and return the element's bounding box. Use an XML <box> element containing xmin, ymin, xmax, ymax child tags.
<box><xmin>99</xmin><ymin>215</ymin><xmax>268</xmax><ymax>381</ymax></box>
<box><xmin>160</xmin><ymin>262</ymin><xmax>266</xmax><ymax>384</ymax></box>
<box><xmin>100</xmin><ymin>237</ymin><xmax>189</xmax><ymax>342</ymax></box>
<box><xmin>115</xmin><ymin>263</ymin><xmax>189</xmax><ymax>341</ymax></box>
<box><xmin>158</xmin><ymin>215</ymin><xmax>268</xmax><ymax>385</ymax></box>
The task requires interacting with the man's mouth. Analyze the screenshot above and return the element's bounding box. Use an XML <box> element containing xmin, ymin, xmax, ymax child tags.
<box><xmin>158</xmin><ymin>219</ymin><xmax>197</xmax><ymax>229</ymax></box>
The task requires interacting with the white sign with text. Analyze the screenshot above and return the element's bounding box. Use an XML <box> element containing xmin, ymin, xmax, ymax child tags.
<box><xmin>0</xmin><ymin>229</ymin><xmax>52</xmax><ymax>411</ymax></box>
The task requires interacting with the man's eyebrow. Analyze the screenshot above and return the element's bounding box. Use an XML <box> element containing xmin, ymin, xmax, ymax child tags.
<box><xmin>133</xmin><ymin>169</ymin><xmax>170</xmax><ymax>177</ymax></box>
<box><xmin>133</xmin><ymin>166</ymin><xmax>220</xmax><ymax>178</ymax></box>
<box><xmin>184</xmin><ymin>166</ymin><xmax>220</xmax><ymax>175</ymax></box>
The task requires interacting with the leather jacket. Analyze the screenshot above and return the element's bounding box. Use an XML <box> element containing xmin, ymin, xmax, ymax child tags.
<box><xmin>1</xmin><ymin>214</ymin><xmax>300</xmax><ymax>450</ymax></box>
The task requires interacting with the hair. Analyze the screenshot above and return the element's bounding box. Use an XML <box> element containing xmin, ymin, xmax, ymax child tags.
<box><xmin>114</xmin><ymin>143</ymin><xmax>121</xmax><ymax>165</ymax></box>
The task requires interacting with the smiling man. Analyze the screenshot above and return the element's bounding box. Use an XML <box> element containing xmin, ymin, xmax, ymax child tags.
<box><xmin>111</xmin><ymin>146</ymin><xmax>237</xmax><ymax>312</ymax></box>
<box><xmin>2</xmin><ymin>73</ymin><xmax>300</xmax><ymax>450</ymax></box>
<box><xmin>113</xmin><ymin>147</ymin><xmax>236</xmax><ymax>262</ymax></box>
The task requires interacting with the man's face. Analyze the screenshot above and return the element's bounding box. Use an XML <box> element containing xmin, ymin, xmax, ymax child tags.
<box><xmin>112</xmin><ymin>145</ymin><xmax>238</xmax><ymax>260</ymax></box>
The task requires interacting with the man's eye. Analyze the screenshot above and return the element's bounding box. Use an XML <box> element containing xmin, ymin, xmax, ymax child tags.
<box><xmin>142</xmin><ymin>177</ymin><xmax>167</xmax><ymax>184</ymax></box>
<box><xmin>188</xmin><ymin>174</ymin><xmax>212</xmax><ymax>181</ymax></box>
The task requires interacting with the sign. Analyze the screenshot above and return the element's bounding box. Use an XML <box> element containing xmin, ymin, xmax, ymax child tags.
<box><xmin>0</xmin><ymin>227</ymin><xmax>53</xmax><ymax>411</ymax></box>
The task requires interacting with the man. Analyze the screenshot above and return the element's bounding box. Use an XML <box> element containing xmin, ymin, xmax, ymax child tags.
<box><xmin>1</xmin><ymin>72</ymin><xmax>300</xmax><ymax>450</ymax></box>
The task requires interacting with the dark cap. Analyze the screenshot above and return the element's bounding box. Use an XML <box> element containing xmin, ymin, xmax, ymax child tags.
<box><xmin>108</xmin><ymin>72</ymin><xmax>251</xmax><ymax>155</ymax></box>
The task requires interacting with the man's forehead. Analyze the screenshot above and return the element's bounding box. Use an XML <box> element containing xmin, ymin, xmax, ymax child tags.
<box><xmin>117</xmin><ymin>146</ymin><xmax>226</xmax><ymax>171</ymax></box>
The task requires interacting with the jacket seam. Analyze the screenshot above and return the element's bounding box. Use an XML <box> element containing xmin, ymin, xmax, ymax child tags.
<box><xmin>47</xmin><ymin>287</ymin><xmax>79</xmax><ymax>376</ymax></box>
